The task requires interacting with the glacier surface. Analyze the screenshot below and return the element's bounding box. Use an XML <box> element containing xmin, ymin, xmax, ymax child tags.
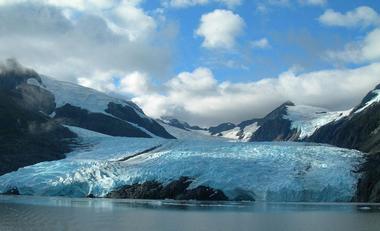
<box><xmin>0</xmin><ymin>127</ymin><xmax>363</xmax><ymax>202</ymax></box>
<box><xmin>285</xmin><ymin>105</ymin><xmax>351</xmax><ymax>139</ymax></box>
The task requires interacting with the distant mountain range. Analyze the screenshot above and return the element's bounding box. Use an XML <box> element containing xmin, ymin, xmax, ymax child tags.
<box><xmin>160</xmin><ymin>85</ymin><xmax>380</xmax><ymax>154</ymax></box>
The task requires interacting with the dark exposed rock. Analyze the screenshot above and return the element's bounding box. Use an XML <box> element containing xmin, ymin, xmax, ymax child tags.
<box><xmin>308</xmin><ymin>103</ymin><xmax>380</xmax><ymax>154</ymax></box>
<box><xmin>107</xmin><ymin>181</ymin><xmax>164</xmax><ymax>200</ymax></box>
<box><xmin>106</xmin><ymin>103</ymin><xmax>175</xmax><ymax>139</ymax></box>
<box><xmin>87</xmin><ymin>194</ymin><xmax>95</xmax><ymax>198</ymax></box>
<box><xmin>176</xmin><ymin>186</ymin><xmax>228</xmax><ymax>201</ymax></box>
<box><xmin>0</xmin><ymin>60</ymin><xmax>77</xmax><ymax>176</ymax></box>
<box><xmin>250</xmin><ymin>101</ymin><xmax>299</xmax><ymax>141</ymax></box>
<box><xmin>353</xmin><ymin>84</ymin><xmax>380</xmax><ymax>113</ymax></box>
<box><xmin>209</xmin><ymin>123</ymin><xmax>236</xmax><ymax>136</ymax></box>
<box><xmin>16</xmin><ymin>84</ymin><xmax>56</xmax><ymax>114</ymax></box>
<box><xmin>106</xmin><ymin>177</ymin><xmax>229</xmax><ymax>201</ymax></box>
<box><xmin>116</xmin><ymin>145</ymin><xmax>162</xmax><ymax>162</ymax></box>
<box><xmin>54</xmin><ymin>104</ymin><xmax>152</xmax><ymax>138</ymax></box>
<box><xmin>237</xmin><ymin>118</ymin><xmax>262</xmax><ymax>129</ymax></box>
<box><xmin>354</xmin><ymin>153</ymin><xmax>380</xmax><ymax>203</ymax></box>
<box><xmin>0</xmin><ymin>90</ymin><xmax>76</xmax><ymax>176</ymax></box>
<box><xmin>0</xmin><ymin>59</ymin><xmax>41</xmax><ymax>91</ymax></box>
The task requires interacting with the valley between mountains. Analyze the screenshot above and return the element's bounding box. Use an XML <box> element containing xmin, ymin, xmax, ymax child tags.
<box><xmin>1</xmin><ymin>61</ymin><xmax>380</xmax><ymax>202</ymax></box>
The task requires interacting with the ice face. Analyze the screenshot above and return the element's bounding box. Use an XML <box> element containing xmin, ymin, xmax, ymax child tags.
<box><xmin>0</xmin><ymin>127</ymin><xmax>363</xmax><ymax>202</ymax></box>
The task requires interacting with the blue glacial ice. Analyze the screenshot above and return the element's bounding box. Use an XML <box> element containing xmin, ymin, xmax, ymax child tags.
<box><xmin>0</xmin><ymin>127</ymin><xmax>363</xmax><ymax>202</ymax></box>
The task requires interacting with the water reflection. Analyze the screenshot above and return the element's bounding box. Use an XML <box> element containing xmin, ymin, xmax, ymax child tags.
<box><xmin>1</xmin><ymin>195</ymin><xmax>380</xmax><ymax>231</ymax></box>
<box><xmin>1</xmin><ymin>195</ymin><xmax>380</xmax><ymax>213</ymax></box>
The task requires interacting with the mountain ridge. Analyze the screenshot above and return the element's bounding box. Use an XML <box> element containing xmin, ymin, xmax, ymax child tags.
<box><xmin>0</xmin><ymin>60</ymin><xmax>175</xmax><ymax>175</ymax></box>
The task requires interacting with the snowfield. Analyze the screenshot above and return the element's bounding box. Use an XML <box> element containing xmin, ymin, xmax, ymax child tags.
<box><xmin>285</xmin><ymin>105</ymin><xmax>351</xmax><ymax>139</ymax></box>
<box><xmin>0</xmin><ymin>127</ymin><xmax>363</xmax><ymax>202</ymax></box>
<box><xmin>40</xmin><ymin>76</ymin><xmax>148</xmax><ymax>119</ymax></box>
<box><xmin>355</xmin><ymin>89</ymin><xmax>380</xmax><ymax>113</ymax></box>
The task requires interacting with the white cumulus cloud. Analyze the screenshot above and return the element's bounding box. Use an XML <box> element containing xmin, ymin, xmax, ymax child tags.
<box><xmin>319</xmin><ymin>6</ymin><xmax>380</xmax><ymax>28</ymax></box>
<box><xmin>299</xmin><ymin>0</ymin><xmax>326</xmax><ymax>6</ymax></box>
<box><xmin>196</xmin><ymin>9</ymin><xmax>245</xmax><ymax>50</ymax></box>
<box><xmin>326</xmin><ymin>28</ymin><xmax>380</xmax><ymax>63</ymax></box>
<box><xmin>251</xmin><ymin>38</ymin><xmax>271</xmax><ymax>49</ymax></box>
<box><xmin>128</xmin><ymin>64</ymin><xmax>380</xmax><ymax>126</ymax></box>
<box><xmin>0</xmin><ymin>1</ymin><xmax>173</xmax><ymax>84</ymax></box>
<box><xmin>163</xmin><ymin>0</ymin><xmax>242</xmax><ymax>8</ymax></box>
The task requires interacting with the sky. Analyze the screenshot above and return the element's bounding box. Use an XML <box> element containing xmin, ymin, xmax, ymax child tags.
<box><xmin>0</xmin><ymin>0</ymin><xmax>379</xmax><ymax>126</ymax></box>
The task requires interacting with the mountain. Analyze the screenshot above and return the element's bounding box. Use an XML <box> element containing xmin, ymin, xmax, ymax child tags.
<box><xmin>160</xmin><ymin>118</ymin><xmax>262</xmax><ymax>141</ymax></box>
<box><xmin>40</xmin><ymin>76</ymin><xmax>174</xmax><ymax>139</ymax></box>
<box><xmin>158</xmin><ymin>116</ymin><xmax>206</xmax><ymax>131</ymax></box>
<box><xmin>0</xmin><ymin>61</ymin><xmax>77</xmax><ymax>175</ymax></box>
<box><xmin>308</xmin><ymin>84</ymin><xmax>380</xmax><ymax>154</ymax></box>
<box><xmin>201</xmin><ymin>101</ymin><xmax>348</xmax><ymax>142</ymax></box>
<box><xmin>304</xmin><ymin>84</ymin><xmax>380</xmax><ymax>202</ymax></box>
<box><xmin>2</xmin><ymin>60</ymin><xmax>380</xmax><ymax>202</ymax></box>
<box><xmin>158</xmin><ymin>83</ymin><xmax>380</xmax><ymax>152</ymax></box>
<box><xmin>194</xmin><ymin>84</ymin><xmax>380</xmax><ymax>202</ymax></box>
<box><xmin>250</xmin><ymin>102</ymin><xmax>350</xmax><ymax>142</ymax></box>
<box><xmin>0</xmin><ymin>60</ymin><xmax>174</xmax><ymax>176</ymax></box>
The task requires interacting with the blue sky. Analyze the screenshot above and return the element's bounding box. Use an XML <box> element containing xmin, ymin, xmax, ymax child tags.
<box><xmin>141</xmin><ymin>0</ymin><xmax>380</xmax><ymax>82</ymax></box>
<box><xmin>0</xmin><ymin>0</ymin><xmax>379</xmax><ymax>125</ymax></box>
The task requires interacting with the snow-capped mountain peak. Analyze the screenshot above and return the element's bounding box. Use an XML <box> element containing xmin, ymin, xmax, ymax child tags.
<box><xmin>354</xmin><ymin>84</ymin><xmax>380</xmax><ymax>114</ymax></box>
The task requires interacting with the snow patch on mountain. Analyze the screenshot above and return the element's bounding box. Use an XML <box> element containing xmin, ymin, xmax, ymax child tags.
<box><xmin>285</xmin><ymin>105</ymin><xmax>351</xmax><ymax>139</ymax></box>
<box><xmin>40</xmin><ymin>76</ymin><xmax>148</xmax><ymax>119</ymax></box>
<box><xmin>241</xmin><ymin>122</ymin><xmax>261</xmax><ymax>141</ymax></box>
<box><xmin>219</xmin><ymin>127</ymin><xmax>241</xmax><ymax>139</ymax></box>
<box><xmin>355</xmin><ymin>89</ymin><xmax>380</xmax><ymax>113</ymax></box>
<box><xmin>159</xmin><ymin>122</ymin><xmax>225</xmax><ymax>141</ymax></box>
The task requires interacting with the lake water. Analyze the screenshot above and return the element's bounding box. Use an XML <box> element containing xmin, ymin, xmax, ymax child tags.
<box><xmin>1</xmin><ymin>195</ymin><xmax>380</xmax><ymax>231</ymax></box>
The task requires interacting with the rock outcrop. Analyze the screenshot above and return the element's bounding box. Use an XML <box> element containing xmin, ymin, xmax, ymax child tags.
<box><xmin>354</xmin><ymin>153</ymin><xmax>380</xmax><ymax>203</ymax></box>
<box><xmin>0</xmin><ymin>60</ymin><xmax>77</xmax><ymax>176</ymax></box>
<box><xmin>54</xmin><ymin>104</ymin><xmax>151</xmax><ymax>138</ymax></box>
<box><xmin>106</xmin><ymin>177</ymin><xmax>229</xmax><ymax>201</ymax></box>
<box><xmin>106</xmin><ymin>103</ymin><xmax>175</xmax><ymax>139</ymax></box>
<box><xmin>250</xmin><ymin>101</ymin><xmax>299</xmax><ymax>141</ymax></box>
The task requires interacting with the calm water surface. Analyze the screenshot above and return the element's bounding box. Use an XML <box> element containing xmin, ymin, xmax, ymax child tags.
<box><xmin>1</xmin><ymin>195</ymin><xmax>380</xmax><ymax>231</ymax></box>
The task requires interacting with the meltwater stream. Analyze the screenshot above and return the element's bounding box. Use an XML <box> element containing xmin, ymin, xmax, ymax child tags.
<box><xmin>0</xmin><ymin>126</ymin><xmax>363</xmax><ymax>202</ymax></box>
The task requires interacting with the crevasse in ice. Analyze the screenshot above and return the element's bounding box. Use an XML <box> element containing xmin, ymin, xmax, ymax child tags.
<box><xmin>0</xmin><ymin>127</ymin><xmax>363</xmax><ymax>202</ymax></box>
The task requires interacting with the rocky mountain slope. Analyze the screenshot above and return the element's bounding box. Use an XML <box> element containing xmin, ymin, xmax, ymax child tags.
<box><xmin>0</xmin><ymin>61</ymin><xmax>77</xmax><ymax>175</ymax></box>
<box><xmin>158</xmin><ymin>116</ymin><xmax>205</xmax><ymax>131</ymax></box>
<box><xmin>40</xmin><ymin>76</ymin><xmax>174</xmax><ymax>139</ymax></box>
<box><xmin>201</xmin><ymin>84</ymin><xmax>380</xmax><ymax>152</ymax></box>
<box><xmin>308</xmin><ymin>84</ymin><xmax>380</xmax><ymax>154</ymax></box>
<box><xmin>0</xmin><ymin>60</ymin><xmax>175</xmax><ymax>176</ymax></box>
<box><xmin>188</xmin><ymin>101</ymin><xmax>348</xmax><ymax>142</ymax></box>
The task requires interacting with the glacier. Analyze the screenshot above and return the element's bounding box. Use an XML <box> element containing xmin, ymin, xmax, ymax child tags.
<box><xmin>285</xmin><ymin>105</ymin><xmax>351</xmax><ymax>139</ymax></box>
<box><xmin>0</xmin><ymin>127</ymin><xmax>363</xmax><ymax>202</ymax></box>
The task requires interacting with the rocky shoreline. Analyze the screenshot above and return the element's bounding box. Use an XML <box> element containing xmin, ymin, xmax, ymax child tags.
<box><xmin>105</xmin><ymin>177</ymin><xmax>231</xmax><ymax>201</ymax></box>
